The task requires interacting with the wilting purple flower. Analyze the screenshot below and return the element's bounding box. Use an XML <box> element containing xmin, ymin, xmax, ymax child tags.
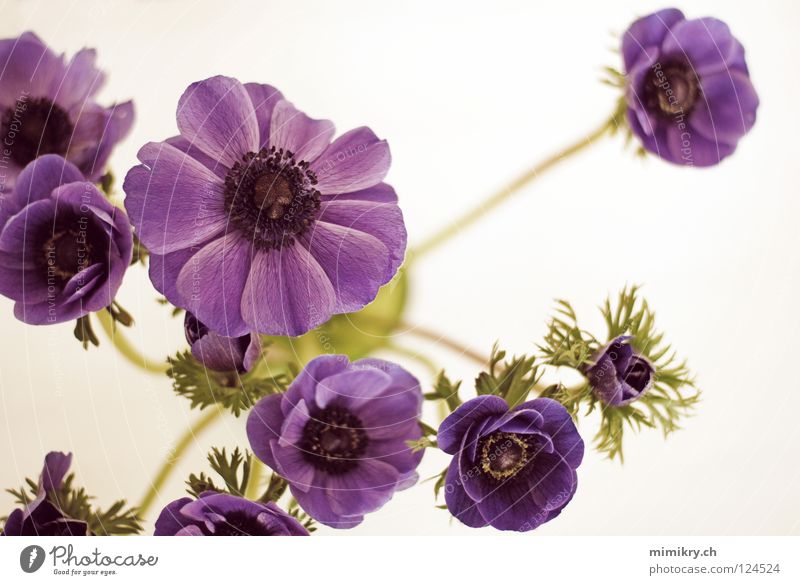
<box><xmin>124</xmin><ymin>75</ymin><xmax>406</xmax><ymax>337</ymax></box>
<box><xmin>0</xmin><ymin>155</ymin><xmax>133</xmax><ymax>324</ymax></box>
<box><xmin>246</xmin><ymin>354</ymin><xmax>423</xmax><ymax>528</ymax></box>
<box><xmin>1</xmin><ymin>452</ymin><xmax>89</xmax><ymax>536</ymax></box>
<box><xmin>154</xmin><ymin>492</ymin><xmax>308</xmax><ymax>536</ymax></box>
<box><xmin>184</xmin><ymin>311</ymin><xmax>261</xmax><ymax>373</ymax></box>
<box><xmin>438</xmin><ymin>395</ymin><xmax>584</xmax><ymax>532</ymax></box>
<box><xmin>584</xmin><ymin>336</ymin><xmax>654</xmax><ymax>406</ymax></box>
<box><xmin>0</xmin><ymin>32</ymin><xmax>133</xmax><ymax>189</ymax></box>
<box><xmin>622</xmin><ymin>8</ymin><xmax>759</xmax><ymax>166</ymax></box>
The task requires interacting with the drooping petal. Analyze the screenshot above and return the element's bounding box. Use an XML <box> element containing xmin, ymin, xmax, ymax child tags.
<box><xmin>176</xmin><ymin>231</ymin><xmax>252</xmax><ymax>337</ymax></box>
<box><xmin>241</xmin><ymin>242</ymin><xmax>336</xmax><ymax>336</ymax></box>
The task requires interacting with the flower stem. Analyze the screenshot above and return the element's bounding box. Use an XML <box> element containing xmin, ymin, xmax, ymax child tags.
<box><xmin>399</xmin><ymin>320</ymin><xmax>488</xmax><ymax>367</ymax></box>
<box><xmin>244</xmin><ymin>456</ymin><xmax>264</xmax><ymax>500</ymax></box>
<box><xmin>95</xmin><ymin>310</ymin><xmax>168</xmax><ymax>374</ymax></box>
<box><xmin>137</xmin><ymin>405</ymin><xmax>224</xmax><ymax>519</ymax></box>
<box><xmin>411</xmin><ymin>115</ymin><xmax>617</xmax><ymax>259</ymax></box>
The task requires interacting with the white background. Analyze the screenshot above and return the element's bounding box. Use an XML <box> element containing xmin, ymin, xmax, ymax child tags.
<box><xmin>1</xmin><ymin>0</ymin><xmax>799</xmax><ymax>535</ymax></box>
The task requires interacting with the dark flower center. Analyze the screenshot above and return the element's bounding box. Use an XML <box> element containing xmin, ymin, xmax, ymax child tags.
<box><xmin>643</xmin><ymin>60</ymin><xmax>699</xmax><ymax>117</ymax></box>
<box><xmin>623</xmin><ymin>358</ymin><xmax>651</xmax><ymax>392</ymax></box>
<box><xmin>207</xmin><ymin>510</ymin><xmax>270</xmax><ymax>536</ymax></box>
<box><xmin>479</xmin><ymin>432</ymin><xmax>532</xmax><ymax>481</ymax></box>
<box><xmin>1</xmin><ymin>97</ymin><xmax>74</xmax><ymax>168</ymax></box>
<box><xmin>224</xmin><ymin>147</ymin><xmax>320</xmax><ymax>250</ymax></box>
<box><xmin>37</xmin><ymin>222</ymin><xmax>102</xmax><ymax>285</ymax></box>
<box><xmin>300</xmin><ymin>405</ymin><xmax>369</xmax><ymax>474</ymax></box>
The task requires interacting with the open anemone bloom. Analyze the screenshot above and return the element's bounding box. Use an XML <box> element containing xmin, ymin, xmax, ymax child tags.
<box><xmin>438</xmin><ymin>396</ymin><xmax>584</xmax><ymax>532</ymax></box>
<box><xmin>0</xmin><ymin>32</ymin><xmax>133</xmax><ymax>189</ymax></box>
<box><xmin>1</xmin><ymin>452</ymin><xmax>89</xmax><ymax>536</ymax></box>
<box><xmin>124</xmin><ymin>75</ymin><xmax>406</xmax><ymax>337</ymax></box>
<box><xmin>0</xmin><ymin>155</ymin><xmax>133</xmax><ymax>324</ymax></box>
<box><xmin>246</xmin><ymin>355</ymin><xmax>423</xmax><ymax>528</ymax></box>
<box><xmin>184</xmin><ymin>311</ymin><xmax>261</xmax><ymax>373</ymax></box>
<box><xmin>154</xmin><ymin>492</ymin><xmax>308</xmax><ymax>536</ymax></box>
<box><xmin>622</xmin><ymin>8</ymin><xmax>759</xmax><ymax>166</ymax></box>
<box><xmin>584</xmin><ymin>336</ymin><xmax>654</xmax><ymax>407</ymax></box>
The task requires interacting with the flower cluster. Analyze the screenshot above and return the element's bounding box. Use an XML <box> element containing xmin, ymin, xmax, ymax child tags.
<box><xmin>1</xmin><ymin>6</ymin><xmax>749</xmax><ymax>536</ymax></box>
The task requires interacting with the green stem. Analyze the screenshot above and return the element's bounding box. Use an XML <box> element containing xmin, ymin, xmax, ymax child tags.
<box><xmin>244</xmin><ymin>456</ymin><xmax>264</xmax><ymax>500</ymax></box>
<box><xmin>137</xmin><ymin>406</ymin><xmax>224</xmax><ymax>519</ymax></box>
<box><xmin>399</xmin><ymin>320</ymin><xmax>488</xmax><ymax>367</ymax></box>
<box><xmin>95</xmin><ymin>310</ymin><xmax>168</xmax><ymax>374</ymax></box>
<box><xmin>411</xmin><ymin>115</ymin><xmax>617</xmax><ymax>259</ymax></box>
<box><xmin>385</xmin><ymin>343</ymin><xmax>440</xmax><ymax>377</ymax></box>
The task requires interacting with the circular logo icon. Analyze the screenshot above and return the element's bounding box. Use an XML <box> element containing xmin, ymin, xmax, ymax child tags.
<box><xmin>20</xmin><ymin>545</ymin><xmax>46</xmax><ymax>573</ymax></box>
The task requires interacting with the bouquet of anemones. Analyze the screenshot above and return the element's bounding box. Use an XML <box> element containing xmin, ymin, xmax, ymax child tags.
<box><xmin>0</xmin><ymin>7</ymin><xmax>757</xmax><ymax>535</ymax></box>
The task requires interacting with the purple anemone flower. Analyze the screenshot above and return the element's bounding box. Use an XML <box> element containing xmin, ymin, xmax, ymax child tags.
<box><xmin>0</xmin><ymin>155</ymin><xmax>133</xmax><ymax>324</ymax></box>
<box><xmin>438</xmin><ymin>395</ymin><xmax>584</xmax><ymax>532</ymax></box>
<box><xmin>154</xmin><ymin>492</ymin><xmax>308</xmax><ymax>536</ymax></box>
<box><xmin>622</xmin><ymin>8</ymin><xmax>759</xmax><ymax>166</ymax></box>
<box><xmin>2</xmin><ymin>452</ymin><xmax>89</xmax><ymax>536</ymax></box>
<box><xmin>584</xmin><ymin>336</ymin><xmax>654</xmax><ymax>406</ymax></box>
<box><xmin>124</xmin><ymin>75</ymin><xmax>406</xmax><ymax>337</ymax></box>
<box><xmin>184</xmin><ymin>311</ymin><xmax>261</xmax><ymax>373</ymax></box>
<box><xmin>0</xmin><ymin>32</ymin><xmax>133</xmax><ymax>189</ymax></box>
<box><xmin>246</xmin><ymin>354</ymin><xmax>423</xmax><ymax>528</ymax></box>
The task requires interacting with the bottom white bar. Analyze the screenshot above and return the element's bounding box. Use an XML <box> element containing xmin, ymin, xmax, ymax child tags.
<box><xmin>0</xmin><ymin>536</ymin><xmax>796</xmax><ymax>583</ymax></box>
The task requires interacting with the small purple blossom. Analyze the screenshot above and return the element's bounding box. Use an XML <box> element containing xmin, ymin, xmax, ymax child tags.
<box><xmin>0</xmin><ymin>32</ymin><xmax>133</xmax><ymax>189</ymax></box>
<box><xmin>585</xmin><ymin>336</ymin><xmax>654</xmax><ymax>406</ymax></box>
<box><xmin>438</xmin><ymin>396</ymin><xmax>584</xmax><ymax>532</ymax></box>
<box><xmin>1</xmin><ymin>452</ymin><xmax>89</xmax><ymax>536</ymax></box>
<box><xmin>246</xmin><ymin>355</ymin><xmax>423</xmax><ymax>528</ymax></box>
<box><xmin>0</xmin><ymin>155</ymin><xmax>133</xmax><ymax>324</ymax></box>
<box><xmin>154</xmin><ymin>492</ymin><xmax>308</xmax><ymax>536</ymax></box>
<box><xmin>622</xmin><ymin>8</ymin><xmax>759</xmax><ymax>166</ymax></box>
<box><xmin>124</xmin><ymin>75</ymin><xmax>406</xmax><ymax>338</ymax></box>
<box><xmin>184</xmin><ymin>311</ymin><xmax>261</xmax><ymax>373</ymax></box>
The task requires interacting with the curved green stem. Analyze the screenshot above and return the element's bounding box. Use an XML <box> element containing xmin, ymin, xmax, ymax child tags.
<box><xmin>411</xmin><ymin>115</ymin><xmax>617</xmax><ymax>259</ymax></box>
<box><xmin>137</xmin><ymin>406</ymin><xmax>224</xmax><ymax>519</ymax></box>
<box><xmin>95</xmin><ymin>310</ymin><xmax>169</xmax><ymax>374</ymax></box>
<box><xmin>399</xmin><ymin>320</ymin><xmax>488</xmax><ymax>367</ymax></box>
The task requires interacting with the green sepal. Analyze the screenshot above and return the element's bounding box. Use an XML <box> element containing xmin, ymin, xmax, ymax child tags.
<box><xmin>7</xmin><ymin>473</ymin><xmax>142</xmax><ymax>535</ymax></box>
<box><xmin>167</xmin><ymin>348</ymin><xmax>290</xmax><ymax>417</ymax></box>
